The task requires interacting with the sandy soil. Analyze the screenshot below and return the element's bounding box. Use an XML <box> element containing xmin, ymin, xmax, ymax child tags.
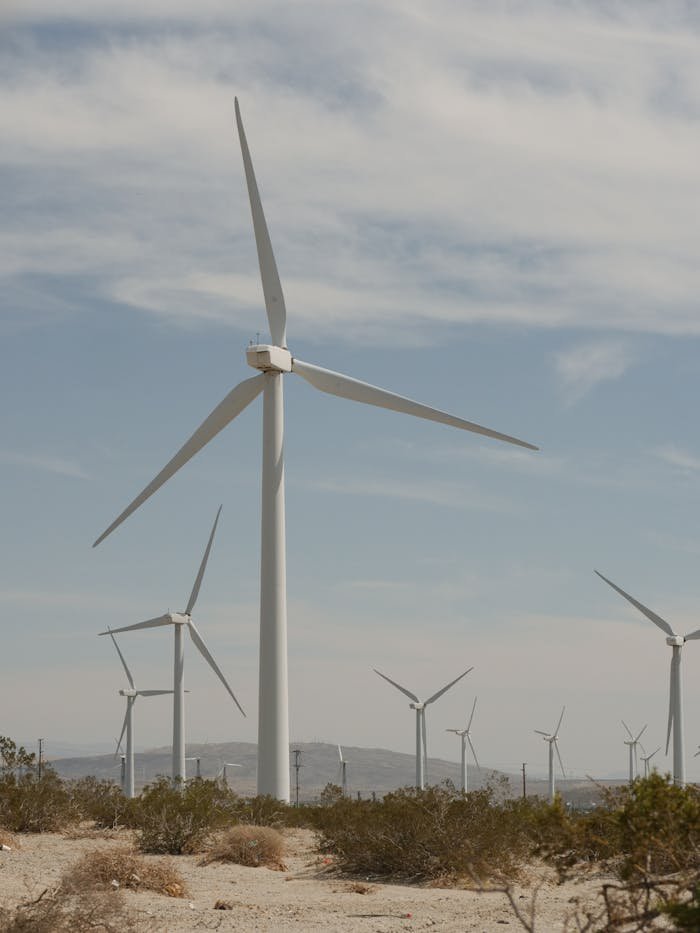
<box><xmin>0</xmin><ymin>827</ymin><xmax>612</xmax><ymax>931</ymax></box>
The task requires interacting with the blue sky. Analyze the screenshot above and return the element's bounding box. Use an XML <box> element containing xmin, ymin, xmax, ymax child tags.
<box><xmin>2</xmin><ymin>1</ymin><xmax>700</xmax><ymax>781</ymax></box>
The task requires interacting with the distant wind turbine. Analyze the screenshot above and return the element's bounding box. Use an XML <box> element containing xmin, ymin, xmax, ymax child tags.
<box><xmin>217</xmin><ymin>762</ymin><xmax>242</xmax><ymax>786</ymax></box>
<box><xmin>99</xmin><ymin>507</ymin><xmax>245</xmax><ymax>784</ymax></box>
<box><xmin>446</xmin><ymin>696</ymin><xmax>480</xmax><ymax>793</ymax></box>
<box><xmin>596</xmin><ymin>570</ymin><xmax>700</xmax><ymax>786</ymax></box>
<box><xmin>106</xmin><ymin>629</ymin><xmax>172</xmax><ymax>798</ymax></box>
<box><xmin>185</xmin><ymin>756</ymin><xmax>202</xmax><ymax>779</ymax></box>
<box><xmin>535</xmin><ymin>706</ymin><xmax>566</xmax><ymax>802</ymax></box>
<box><xmin>337</xmin><ymin>745</ymin><xmax>348</xmax><ymax>797</ymax></box>
<box><xmin>640</xmin><ymin>744</ymin><xmax>661</xmax><ymax>778</ymax></box>
<box><xmin>375</xmin><ymin>667</ymin><xmax>473</xmax><ymax>789</ymax></box>
<box><xmin>622</xmin><ymin>720</ymin><xmax>647</xmax><ymax>783</ymax></box>
<box><xmin>92</xmin><ymin>100</ymin><xmax>538</xmax><ymax>802</ymax></box>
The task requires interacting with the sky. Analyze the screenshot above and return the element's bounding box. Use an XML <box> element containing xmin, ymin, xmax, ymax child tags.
<box><xmin>2</xmin><ymin>0</ymin><xmax>700</xmax><ymax>783</ymax></box>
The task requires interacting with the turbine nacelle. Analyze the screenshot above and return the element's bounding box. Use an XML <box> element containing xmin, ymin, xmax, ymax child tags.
<box><xmin>409</xmin><ymin>702</ymin><xmax>426</xmax><ymax>711</ymax></box>
<box><xmin>119</xmin><ymin>689</ymin><xmax>137</xmax><ymax>698</ymax></box>
<box><xmin>246</xmin><ymin>344</ymin><xmax>292</xmax><ymax>372</ymax></box>
<box><xmin>666</xmin><ymin>635</ymin><xmax>685</xmax><ymax>647</ymax></box>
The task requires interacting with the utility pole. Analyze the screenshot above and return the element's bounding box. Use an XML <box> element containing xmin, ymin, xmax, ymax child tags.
<box><xmin>291</xmin><ymin>749</ymin><xmax>302</xmax><ymax>806</ymax></box>
<box><xmin>38</xmin><ymin>738</ymin><xmax>44</xmax><ymax>779</ymax></box>
<box><xmin>521</xmin><ymin>762</ymin><xmax>527</xmax><ymax>799</ymax></box>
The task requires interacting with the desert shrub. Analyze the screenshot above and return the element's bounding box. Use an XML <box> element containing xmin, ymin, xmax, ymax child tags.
<box><xmin>0</xmin><ymin>828</ymin><xmax>18</xmax><ymax>849</ymax></box>
<box><xmin>0</xmin><ymin>770</ymin><xmax>77</xmax><ymax>833</ymax></box>
<box><xmin>234</xmin><ymin>794</ymin><xmax>292</xmax><ymax>828</ymax></box>
<box><xmin>133</xmin><ymin>777</ymin><xmax>237</xmax><ymax>854</ymax></box>
<box><xmin>0</xmin><ymin>738</ymin><xmax>36</xmax><ymax>777</ymax></box>
<box><xmin>201</xmin><ymin>825</ymin><xmax>286</xmax><ymax>869</ymax></box>
<box><xmin>62</xmin><ymin>846</ymin><xmax>188</xmax><ymax>897</ymax></box>
<box><xmin>0</xmin><ymin>887</ymin><xmax>144</xmax><ymax>932</ymax></box>
<box><xmin>310</xmin><ymin>783</ymin><xmax>532</xmax><ymax>882</ymax></box>
<box><xmin>69</xmin><ymin>776</ymin><xmax>136</xmax><ymax>829</ymax></box>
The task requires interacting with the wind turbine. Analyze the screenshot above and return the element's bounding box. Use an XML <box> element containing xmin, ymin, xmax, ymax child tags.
<box><xmin>106</xmin><ymin>629</ymin><xmax>172</xmax><ymax>798</ymax></box>
<box><xmin>622</xmin><ymin>720</ymin><xmax>647</xmax><ymax>783</ymax></box>
<box><xmin>535</xmin><ymin>706</ymin><xmax>565</xmax><ymax>802</ymax></box>
<box><xmin>92</xmin><ymin>99</ymin><xmax>538</xmax><ymax>802</ymax></box>
<box><xmin>640</xmin><ymin>744</ymin><xmax>661</xmax><ymax>778</ymax></box>
<box><xmin>185</xmin><ymin>756</ymin><xmax>202</xmax><ymax>779</ymax></box>
<box><xmin>446</xmin><ymin>696</ymin><xmax>480</xmax><ymax>793</ymax></box>
<box><xmin>337</xmin><ymin>745</ymin><xmax>348</xmax><ymax>797</ymax></box>
<box><xmin>99</xmin><ymin>507</ymin><xmax>245</xmax><ymax>784</ymax></box>
<box><xmin>595</xmin><ymin>570</ymin><xmax>700</xmax><ymax>787</ymax></box>
<box><xmin>375</xmin><ymin>667</ymin><xmax>473</xmax><ymax>789</ymax></box>
<box><xmin>218</xmin><ymin>762</ymin><xmax>242</xmax><ymax>786</ymax></box>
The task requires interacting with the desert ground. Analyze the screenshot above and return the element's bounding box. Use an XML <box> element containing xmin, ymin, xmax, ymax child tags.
<box><xmin>0</xmin><ymin>826</ymin><xmax>615</xmax><ymax>931</ymax></box>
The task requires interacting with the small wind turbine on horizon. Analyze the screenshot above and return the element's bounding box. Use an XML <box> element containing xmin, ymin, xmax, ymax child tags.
<box><xmin>185</xmin><ymin>756</ymin><xmax>202</xmax><ymax>779</ymax></box>
<box><xmin>622</xmin><ymin>720</ymin><xmax>647</xmax><ymax>783</ymax></box>
<box><xmin>596</xmin><ymin>570</ymin><xmax>700</xmax><ymax>787</ymax></box>
<box><xmin>92</xmin><ymin>99</ymin><xmax>538</xmax><ymax>802</ymax></box>
<box><xmin>106</xmin><ymin>629</ymin><xmax>172</xmax><ymax>798</ymax></box>
<box><xmin>98</xmin><ymin>507</ymin><xmax>245</xmax><ymax>785</ymax></box>
<box><xmin>218</xmin><ymin>761</ymin><xmax>242</xmax><ymax>786</ymax></box>
<box><xmin>640</xmin><ymin>743</ymin><xmax>661</xmax><ymax>778</ymax></box>
<box><xmin>375</xmin><ymin>667</ymin><xmax>473</xmax><ymax>790</ymax></box>
<box><xmin>446</xmin><ymin>696</ymin><xmax>480</xmax><ymax>793</ymax></box>
<box><xmin>337</xmin><ymin>745</ymin><xmax>348</xmax><ymax>797</ymax></box>
<box><xmin>535</xmin><ymin>706</ymin><xmax>566</xmax><ymax>802</ymax></box>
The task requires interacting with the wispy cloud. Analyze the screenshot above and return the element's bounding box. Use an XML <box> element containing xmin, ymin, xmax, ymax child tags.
<box><xmin>312</xmin><ymin>475</ymin><xmax>519</xmax><ymax>513</ymax></box>
<box><xmin>554</xmin><ymin>340</ymin><xmax>636</xmax><ymax>403</ymax></box>
<box><xmin>654</xmin><ymin>444</ymin><xmax>700</xmax><ymax>472</ymax></box>
<box><xmin>0</xmin><ymin>450</ymin><xmax>89</xmax><ymax>479</ymax></box>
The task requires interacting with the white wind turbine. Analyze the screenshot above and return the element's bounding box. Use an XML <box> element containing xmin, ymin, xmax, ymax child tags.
<box><xmin>99</xmin><ymin>507</ymin><xmax>245</xmax><ymax>784</ymax></box>
<box><xmin>185</xmin><ymin>756</ymin><xmax>202</xmax><ymax>779</ymax></box>
<box><xmin>218</xmin><ymin>762</ymin><xmax>242</xmax><ymax>786</ymax></box>
<box><xmin>375</xmin><ymin>667</ymin><xmax>473</xmax><ymax>789</ymax></box>
<box><xmin>337</xmin><ymin>745</ymin><xmax>348</xmax><ymax>797</ymax></box>
<box><xmin>535</xmin><ymin>706</ymin><xmax>566</xmax><ymax>802</ymax></box>
<box><xmin>640</xmin><ymin>744</ymin><xmax>661</xmax><ymax>778</ymax></box>
<box><xmin>446</xmin><ymin>696</ymin><xmax>480</xmax><ymax>793</ymax></box>
<box><xmin>92</xmin><ymin>99</ymin><xmax>537</xmax><ymax>802</ymax></box>
<box><xmin>622</xmin><ymin>720</ymin><xmax>647</xmax><ymax>783</ymax></box>
<box><xmin>595</xmin><ymin>570</ymin><xmax>700</xmax><ymax>787</ymax></box>
<box><xmin>106</xmin><ymin>629</ymin><xmax>172</xmax><ymax>798</ymax></box>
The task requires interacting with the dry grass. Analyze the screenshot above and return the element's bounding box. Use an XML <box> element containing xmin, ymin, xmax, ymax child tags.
<box><xmin>62</xmin><ymin>846</ymin><xmax>189</xmax><ymax>898</ymax></box>
<box><xmin>0</xmin><ymin>887</ymin><xmax>147</xmax><ymax>932</ymax></box>
<box><xmin>200</xmin><ymin>825</ymin><xmax>287</xmax><ymax>870</ymax></box>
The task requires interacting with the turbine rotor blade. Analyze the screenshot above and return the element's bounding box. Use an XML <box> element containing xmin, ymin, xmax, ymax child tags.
<box><xmin>292</xmin><ymin>359</ymin><xmax>538</xmax><ymax>451</ymax></box>
<box><xmin>108</xmin><ymin>629</ymin><xmax>134</xmax><ymax>688</ymax></box>
<box><xmin>466</xmin><ymin>696</ymin><xmax>478</xmax><ymax>732</ymax></box>
<box><xmin>666</xmin><ymin>655</ymin><xmax>675</xmax><ymax>755</ymax></box>
<box><xmin>555</xmin><ymin>740</ymin><xmax>566</xmax><ymax>778</ymax></box>
<box><xmin>425</xmin><ymin>667</ymin><xmax>474</xmax><ymax>706</ymax></box>
<box><xmin>594</xmin><ymin>571</ymin><xmax>675</xmax><ymax>637</ymax></box>
<box><xmin>621</xmin><ymin>720</ymin><xmax>634</xmax><ymax>740</ymax></box>
<box><xmin>467</xmin><ymin>735</ymin><xmax>481</xmax><ymax>771</ymax></box>
<box><xmin>635</xmin><ymin>724</ymin><xmax>648</xmax><ymax>743</ymax></box>
<box><xmin>553</xmin><ymin>706</ymin><xmax>565</xmax><ymax>737</ymax></box>
<box><xmin>422</xmin><ymin>711</ymin><xmax>428</xmax><ymax>778</ymax></box>
<box><xmin>98</xmin><ymin>614</ymin><xmax>172</xmax><ymax>636</ymax></box>
<box><xmin>136</xmin><ymin>690</ymin><xmax>174</xmax><ymax>697</ymax></box>
<box><xmin>373</xmin><ymin>669</ymin><xmax>419</xmax><ymax>703</ymax></box>
<box><xmin>93</xmin><ymin>375</ymin><xmax>265</xmax><ymax>547</ymax></box>
<box><xmin>115</xmin><ymin>704</ymin><xmax>129</xmax><ymax>760</ymax></box>
<box><xmin>234</xmin><ymin>98</ymin><xmax>287</xmax><ymax>348</ymax></box>
<box><xmin>684</xmin><ymin>628</ymin><xmax>700</xmax><ymax>640</ymax></box>
<box><xmin>187</xmin><ymin>621</ymin><xmax>246</xmax><ymax>717</ymax></box>
<box><xmin>534</xmin><ymin>730</ymin><xmax>550</xmax><ymax>736</ymax></box>
<box><xmin>337</xmin><ymin>744</ymin><xmax>343</xmax><ymax>763</ymax></box>
<box><xmin>186</xmin><ymin>505</ymin><xmax>222</xmax><ymax>616</ymax></box>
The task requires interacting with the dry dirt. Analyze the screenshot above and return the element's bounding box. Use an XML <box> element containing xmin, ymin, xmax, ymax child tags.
<box><xmin>0</xmin><ymin>827</ymin><xmax>612</xmax><ymax>931</ymax></box>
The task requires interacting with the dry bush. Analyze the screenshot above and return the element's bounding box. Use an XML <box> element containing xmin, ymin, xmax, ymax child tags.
<box><xmin>0</xmin><ymin>886</ymin><xmax>147</xmax><ymax>932</ymax></box>
<box><xmin>0</xmin><ymin>771</ymin><xmax>77</xmax><ymax>833</ymax></box>
<box><xmin>62</xmin><ymin>846</ymin><xmax>188</xmax><ymax>898</ymax></box>
<box><xmin>201</xmin><ymin>825</ymin><xmax>286</xmax><ymax>869</ymax></box>
<box><xmin>68</xmin><ymin>777</ymin><xmax>136</xmax><ymax>830</ymax></box>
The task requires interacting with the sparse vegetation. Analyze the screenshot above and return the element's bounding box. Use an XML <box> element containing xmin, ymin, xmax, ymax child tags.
<box><xmin>68</xmin><ymin>776</ymin><xmax>135</xmax><ymax>830</ymax></box>
<box><xmin>62</xmin><ymin>845</ymin><xmax>188</xmax><ymax>897</ymax></box>
<box><xmin>201</xmin><ymin>825</ymin><xmax>286</xmax><ymax>869</ymax></box>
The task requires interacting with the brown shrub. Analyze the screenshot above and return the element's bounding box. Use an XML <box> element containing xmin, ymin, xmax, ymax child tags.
<box><xmin>0</xmin><ymin>829</ymin><xmax>19</xmax><ymax>849</ymax></box>
<box><xmin>0</xmin><ymin>887</ymin><xmax>146</xmax><ymax>932</ymax></box>
<box><xmin>201</xmin><ymin>825</ymin><xmax>286</xmax><ymax>869</ymax></box>
<box><xmin>62</xmin><ymin>846</ymin><xmax>188</xmax><ymax>898</ymax></box>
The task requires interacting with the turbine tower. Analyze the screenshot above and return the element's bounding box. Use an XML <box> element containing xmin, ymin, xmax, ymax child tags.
<box><xmin>337</xmin><ymin>745</ymin><xmax>348</xmax><ymax>797</ymax></box>
<box><xmin>446</xmin><ymin>696</ymin><xmax>480</xmax><ymax>793</ymax></box>
<box><xmin>640</xmin><ymin>744</ymin><xmax>661</xmax><ymax>778</ymax></box>
<box><xmin>596</xmin><ymin>570</ymin><xmax>700</xmax><ymax>787</ymax></box>
<box><xmin>99</xmin><ymin>507</ymin><xmax>245</xmax><ymax>784</ymax></box>
<box><xmin>93</xmin><ymin>100</ymin><xmax>538</xmax><ymax>802</ymax></box>
<box><xmin>375</xmin><ymin>667</ymin><xmax>473</xmax><ymax>789</ymax></box>
<box><xmin>106</xmin><ymin>629</ymin><xmax>172</xmax><ymax>798</ymax></box>
<box><xmin>535</xmin><ymin>706</ymin><xmax>565</xmax><ymax>802</ymax></box>
<box><xmin>622</xmin><ymin>720</ymin><xmax>647</xmax><ymax>783</ymax></box>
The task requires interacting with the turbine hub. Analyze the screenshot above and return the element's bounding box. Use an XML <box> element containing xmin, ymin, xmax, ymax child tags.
<box><xmin>171</xmin><ymin>612</ymin><xmax>189</xmax><ymax>625</ymax></box>
<box><xmin>410</xmin><ymin>702</ymin><xmax>425</xmax><ymax>710</ymax></box>
<box><xmin>666</xmin><ymin>635</ymin><xmax>685</xmax><ymax>647</ymax></box>
<box><xmin>246</xmin><ymin>344</ymin><xmax>292</xmax><ymax>373</ymax></box>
